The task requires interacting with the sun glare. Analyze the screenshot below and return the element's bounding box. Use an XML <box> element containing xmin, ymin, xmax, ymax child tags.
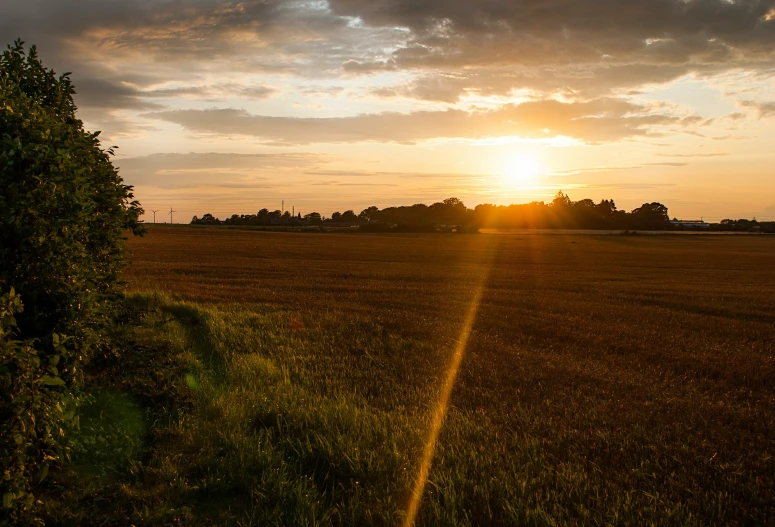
<box><xmin>503</xmin><ymin>154</ymin><xmax>542</xmax><ymax>187</ymax></box>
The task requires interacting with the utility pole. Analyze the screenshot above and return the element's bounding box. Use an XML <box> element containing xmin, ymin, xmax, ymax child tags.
<box><xmin>169</xmin><ymin>206</ymin><xmax>176</xmax><ymax>224</ymax></box>
<box><xmin>282</xmin><ymin>200</ymin><xmax>284</xmax><ymax>215</ymax></box>
<box><xmin>151</xmin><ymin>209</ymin><xmax>159</xmax><ymax>223</ymax></box>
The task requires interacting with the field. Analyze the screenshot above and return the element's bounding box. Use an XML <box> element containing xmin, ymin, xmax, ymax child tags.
<box><xmin>46</xmin><ymin>227</ymin><xmax>774</xmax><ymax>525</ymax></box>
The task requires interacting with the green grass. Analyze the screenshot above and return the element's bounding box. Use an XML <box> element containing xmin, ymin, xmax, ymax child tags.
<box><xmin>40</xmin><ymin>286</ymin><xmax>774</xmax><ymax>525</ymax></box>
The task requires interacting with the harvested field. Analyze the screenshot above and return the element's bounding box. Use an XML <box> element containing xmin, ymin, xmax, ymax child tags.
<box><xmin>105</xmin><ymin>226</ymin><xmax>775</xmax><ymax>524</ymax></box>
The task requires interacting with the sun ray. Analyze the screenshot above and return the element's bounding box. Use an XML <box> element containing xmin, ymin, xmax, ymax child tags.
<box><xmin>403</xmin><ymin>243</ymin><xmax>497</xmax><ymax>527</ymax></box>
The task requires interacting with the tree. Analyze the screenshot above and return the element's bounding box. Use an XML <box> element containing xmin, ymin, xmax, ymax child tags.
<box><xmin>340</xmin><ymin>210</ymin><xmax>358</xmax><ymax>222</ymax></box>
<box><xmin>1</xmin><ymin>38</ymin><xmax>143</xmax><ymax>351</ymax></box>
<box><xmin>359</xmin><ymin>206</ymin><xmax>379</xmax><ymax>221</ymax></box>
<box><xmin>552</xmin><ymin>191</ymin><xmax>572</xmax><ymax>209</ymax></box>
<box><xmin>431</xmin><ymin>197</ymin><xmax>469</xmax><ymax>225</ymax></box>
<box><xmin>596</xmin><ymin>199</ymin><xmax>617</xmax><ymax>216</ymax></box>
<box><xmin>631</xmin><ymin>202</ymin><xmax>670</xmax><ymax>229</ymax></box>
<box><xmin>0</xmin><ymin>40</ymin><xmax>143</xmax><ymax>519</ymax></box>
<box><xmin>304</xmin><ymin>212</ymin><xmax>322</xmax><ymax>225</ymax></box>
<box><xmin>201</xmin><ymin>213</ymin><xmax>220</xmax><ymax>225</ymax></box>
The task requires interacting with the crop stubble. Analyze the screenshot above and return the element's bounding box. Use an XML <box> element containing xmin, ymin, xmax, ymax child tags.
<box><xmin>123</xmin><ymin>227</ymin><xmax>775</xmax><ymax>522</ymax></box>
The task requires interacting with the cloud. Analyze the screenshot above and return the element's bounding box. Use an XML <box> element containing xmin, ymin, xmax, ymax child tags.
<box><xmin>5</xmin><ymin>0</ymin><xmax>774</xmax><ymax>105</ymax></box>
<box><xmin>117</xmin><ymin>152</ymin><xmax>324</xmax><ymax>188</ymax></box>
<box><xmin>550</xmin><ymin>162</ymin><xmax>689</xmax><ymax>177</ymax></box>
<box><xmin>324</xmin><ymin>0</ymin><xmax>775</xmax><ymax>100</ymax></box>
<box><xmin>301</xmin><ymin>85</ymin><xmax>346</xmax><ymax>97</ymax></box>
<box><xmin>232</xmin><ymin>85</ymin><xmax>278</xmax><ymax>99</ymax></box>
<box><xmin>370</xmin><ymin>74</ymin><xmax>470</xmax><ymax>102</ymax></box>
<box><xmin>655</xmin><ymin>152</ymin><xmax>730</xmax><ymax>157</ymax></box>
<box><xmin>303</xmin><ymin>169</ymin><xmax>489</xmax><ymax>180</ymax></box>
<box><xmin>307</xmin><ymin>180</ymin><xmax>398</xmax><ymax>187</ymax></box>
<box><xmin>72</xmin><ymin>78</ymin><xmax>164</xmax><ymax>110</ymax></box>
<box><xmin>3</xmin><ymin>0</ymin><xmax>774</xmax><ymax>114</ymax></box>
<box><xmin>144</xmin><ymin>97</ymin><xmax>696</xmax><ymax>144</ymax></box>
<box><xmin>329</xmin><ymin>0</ymin><xmax>775</xmax><ymax>63</ymax></box>
<box><xmin>342</xmin><ymin>59</ymin><xmax>395</xmax><ymax>73</ymax></box>
<box><xmin>739</xmin><ymin>99</ymin><xmax>775</xmax><ymax>117</ymax></box>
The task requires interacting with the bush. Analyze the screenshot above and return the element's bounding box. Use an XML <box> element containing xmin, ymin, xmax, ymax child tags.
<box><xmin>0</xmin><ymin>40</ymin><xmax>143</xmax><ymax>523</ymax></box>
<box><xmin>0</xmin><ymin>290</ymin><xmax>74</xmax><ymax>525</ymax></box>
<box><xmin>0</xmin><ymin>40</ymin><xmax>143</xmax><ymax>349</ymax></box>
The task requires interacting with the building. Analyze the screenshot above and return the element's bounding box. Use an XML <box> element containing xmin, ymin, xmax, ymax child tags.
<box><xmin>670</xmin><ymin>219</ymin><xmax>710</xmax><ymax>229</ymax></box>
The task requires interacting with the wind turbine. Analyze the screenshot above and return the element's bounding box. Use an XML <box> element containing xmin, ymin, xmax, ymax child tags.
<box><xmin>151</xmin><ymin>209</ymin><xmax>159</xmax><ymax>223</ymax></box>
<box><xmin>169</xmin><ymin>206</ymin><xmax>176</xmax><ymax>224</ymax></box>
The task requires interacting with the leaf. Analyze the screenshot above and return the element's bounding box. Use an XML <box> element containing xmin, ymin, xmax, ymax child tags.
<box><xmin>38</xmin><ymin>463</ymin><xmax>49</xmax><ymax>483</ymax></box>
<box><xmin>40</xmin><ymin>375</ymin><xmax>65</xmax><ymax>386</ymax></box>
<box><xmin>2</xmin><ymin>492</ymin><xmax>13</xmax><ymax>508</ymax></box>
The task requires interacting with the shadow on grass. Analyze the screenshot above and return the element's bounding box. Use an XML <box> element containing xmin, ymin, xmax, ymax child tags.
<box><xmin>162</xmin><ymin>303</ymin><xmax>229</xmax><ymax>387</ymax></box>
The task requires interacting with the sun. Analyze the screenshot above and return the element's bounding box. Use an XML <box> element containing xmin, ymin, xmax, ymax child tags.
<box><xmin>503</xmin><ymin>154</ymin><xmax>542</xmax><ymax>187</ymax></box>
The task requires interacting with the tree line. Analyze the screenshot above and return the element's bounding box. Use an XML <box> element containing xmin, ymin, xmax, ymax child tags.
<box><xmin>192</xmin><ymin>193</ymin><xmax>676</xmax><ymax>231</ymax></box>
<box><xmin>191</xmin><ymin>194</ymin><xmax>775</xmax><ymax>232</ymax></box>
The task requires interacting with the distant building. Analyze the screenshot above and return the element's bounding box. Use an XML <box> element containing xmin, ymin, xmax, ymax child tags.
<box><xmin>670</xmin><ymin>219</ymin><xmax>710</xmax><ymax>229</ymax></box>
<box><xmin>322</xmin><ymin>220</ymin><xmax>362</xmax><ymax>228</ymax></box>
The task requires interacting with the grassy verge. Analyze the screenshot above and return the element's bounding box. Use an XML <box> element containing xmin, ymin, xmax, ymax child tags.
<box><xmin>39</xmin><ymin>291</ymin><xmax>773</xmax><ymax>526</ymax></box>
<box><xmin>41</xmin><ymin>293</ymin><xmax>426</xmax><ymax>526</ymax></box>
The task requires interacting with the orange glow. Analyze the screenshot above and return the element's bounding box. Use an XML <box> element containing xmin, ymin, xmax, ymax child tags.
<box><xmin>502</xmin><ymin>153</ymin><xmax>542</xmax><ymax>188</ymax></box>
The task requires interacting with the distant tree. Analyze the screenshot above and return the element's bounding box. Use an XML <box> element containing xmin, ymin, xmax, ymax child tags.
<box><xmin>359</xmin><ymin>206</ymin><xmax>379</xmax><ymax>221</ymax></box>
<box><xmin>552</xmin><ymin>191</ymin><xmax>572</xmax><ymax>209</ymax></box>
<box><xmin>304</xmin><ymin>212</ymin><xmax>322</xmax><ymax>225</ymax></box>
<box><xmin>596</xmin><ymin>199</ymin><xmax>617</xmax><ymax>215</ymax></box>
<box><xmin>340</xmin><ymin>210</ymin><xmax>358</xmax><ymax>222</ymax></box>
<box><xmin>570</xmin><ymin>199</ymin><xmax>596</xmax><ymax>228</ymax></box>
<box><xmin>550</xmin><ymin>191</ymin><xmax>573</xmax><ymax>227</ymax></box>
<box><xmin>630</xmin><ymin>202</ymin><xmax>671</xmax><ymax>229</ymax></box>
<box><xmin>573</xmin><ymin>198</ymin><xmax>595</xmax><ymax>209</ymax></box>
<box><xmin>193</xmin><ymin>193</ymin><xmax>677</xmax><ymax>232</ymax></box>
<box><xmin>431</xmin><ymin>197</ymin><xmax>469</xmax><ymax>225</ymax></box>
<box><xmin>200</xmin><ymin>213</ymin><xmax>220</xmax><ymax>225</ymax></box>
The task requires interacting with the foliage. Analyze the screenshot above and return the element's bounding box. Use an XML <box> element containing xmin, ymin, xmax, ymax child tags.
<box><xmin>0</xmin><ymin>39</ymin><xmax>144</xmax><ymax>347</ymax></box>
<box><xmin>0</xmin><ymin>290</ymin><xmax>74</xmax><ymax>525</ymax></box>
<box><xmin>191</xmin><ymin>193</ymin><xmax>676</xmax><ymax>231</ymax></box>
<box><xmin>0</xmin><ymin>40</ymin><xmax>143</xmax><ymax>523</ymax></box>
<box><xmin>714</xmin><ymin>218</ymin><xmax>775</xmax><ymax>232</ymax></box>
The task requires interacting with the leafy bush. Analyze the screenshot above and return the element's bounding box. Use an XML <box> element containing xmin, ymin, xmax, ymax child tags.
<box><xmin>0</xmin><ymin>289</ymin><xmax>74</xmax><ymax>525</ymax></box>
<box><xmin>0</xmin><ymin>39</ymin><xmax>143</xmax><ymax>352</ymax></box>
<box><xmin>0</xmin><ymin>40</ymin><xmax>143</xmax><ymax>523</ymax></box>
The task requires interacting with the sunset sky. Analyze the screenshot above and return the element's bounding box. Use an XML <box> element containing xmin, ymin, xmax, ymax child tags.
<box><xmin>3</xmin><ymin>0</ymin><xmax>775</xmax><ymax>221</ymax></box>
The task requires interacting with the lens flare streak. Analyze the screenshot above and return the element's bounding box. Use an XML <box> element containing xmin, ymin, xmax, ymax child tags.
<box><xmin>403</xmin><ymin>261</ymin><xmax>493</xmax><ymax>527</ymax></box>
